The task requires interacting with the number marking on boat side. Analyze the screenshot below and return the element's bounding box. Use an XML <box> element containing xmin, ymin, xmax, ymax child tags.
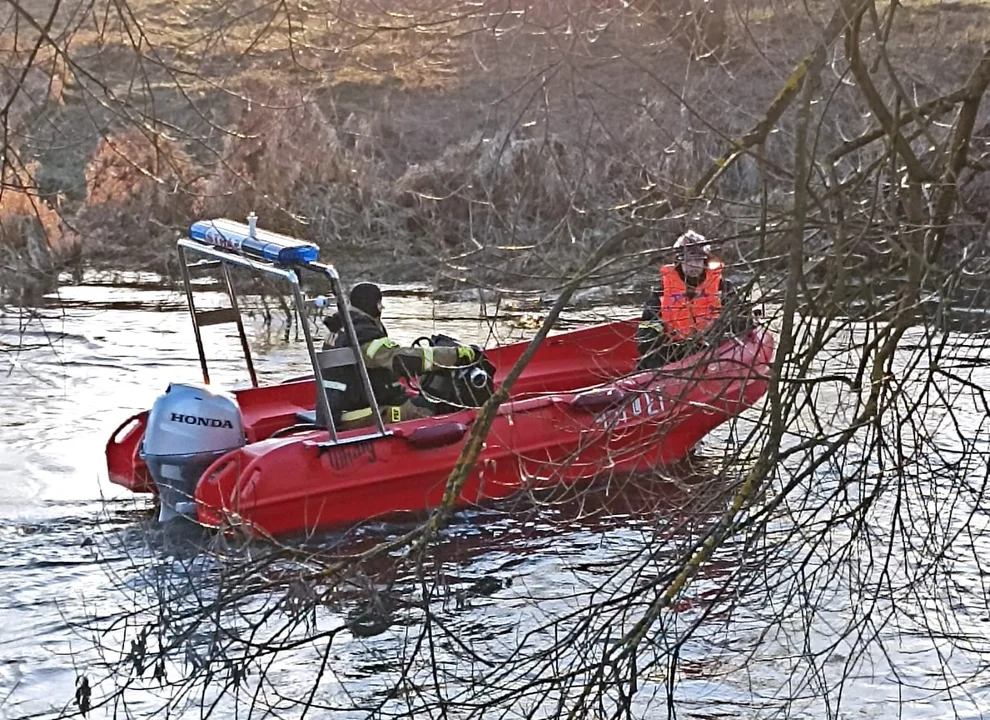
<box><xmin>595</xmin><ymin>390</ymin><xmax>666</xmax><ymax>428</ymax></box>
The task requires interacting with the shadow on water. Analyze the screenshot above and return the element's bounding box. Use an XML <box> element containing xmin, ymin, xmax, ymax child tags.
<box><xmin>33</xmin><ymin>459</ymin><xmax>741</xmax><ymax>714</ymax></box>
<box><xmin>156</xmin><ymin>456</ymin><xmax>736</xmax><ymax>637</ymax></box>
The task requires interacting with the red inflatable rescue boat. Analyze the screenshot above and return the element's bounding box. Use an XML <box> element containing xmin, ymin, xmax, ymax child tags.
<box><xmin>105</xmin><ymin>218</ymin><xmax>774</xmax><ymax>538</ymax></box>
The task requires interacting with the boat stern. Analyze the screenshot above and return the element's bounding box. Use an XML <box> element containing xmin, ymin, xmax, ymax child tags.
<box><xmin>140</xmin><ymin>382</ymin><xmax>247</xmax><ymax>523</ymax></box>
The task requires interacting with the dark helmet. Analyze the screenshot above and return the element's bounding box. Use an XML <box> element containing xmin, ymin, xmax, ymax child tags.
<box><xmin>349</xmin><ymin>282</ymin><xmax>383</xmax><ymax>318</ymax></box>
<box><xmin>673</xmin><ymin>230</ymin><xmax>711</xmax><ymax>263</ymax></box>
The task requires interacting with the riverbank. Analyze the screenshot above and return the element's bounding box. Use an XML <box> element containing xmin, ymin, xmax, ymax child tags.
<box><xmin>3</xmin><ymin>0</ymin><xmax>989</xmax><ymax>304</ymax></box>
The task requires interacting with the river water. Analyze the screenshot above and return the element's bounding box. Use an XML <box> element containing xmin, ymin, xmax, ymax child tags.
<box><xmin>1</xmin><ymin>279</ymin><xmax>989</xmax><ymax>719</ymax></box>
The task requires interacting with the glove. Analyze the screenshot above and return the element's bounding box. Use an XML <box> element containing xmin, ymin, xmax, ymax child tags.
<box><xmin>456</xmin><ymin>344</ymin><xmax>478</xmax><ymax>365</ymax></box>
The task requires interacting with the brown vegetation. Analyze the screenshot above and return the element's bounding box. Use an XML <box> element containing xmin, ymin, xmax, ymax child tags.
<box><xmin>2</xmin><ymin>0</ymin><xmax>989</xmax><ymax>302</ymax></box>
<box><xmin>0</xmin><ymin>157</ymin><xmax>76</xmax><ymax>303</ymax></box>
<box><xmin>74</xmin><ymin>129</ymin><xmax>205</xmax><ymax>273</ymax></box>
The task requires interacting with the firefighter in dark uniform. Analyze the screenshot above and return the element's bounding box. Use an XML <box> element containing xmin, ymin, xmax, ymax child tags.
<box><xmin>320</xmin><ymin>282</ymin><xmax>479</xmax><ymax>429</ymax></box>
<box><xmin>636</xmin><ymin>230</ymin><xmax>747</xmax><ymax>369</ymax></box>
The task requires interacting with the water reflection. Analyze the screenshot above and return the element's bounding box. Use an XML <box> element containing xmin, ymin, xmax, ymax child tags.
<box><xmin>75</xmin><ymin>463</ymin><xmax>739</xmax><ymax>718</ymax></box>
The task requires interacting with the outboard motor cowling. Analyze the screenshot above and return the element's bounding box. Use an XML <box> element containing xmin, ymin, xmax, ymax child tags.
<box><xmin>141</xmin><ymin>382</ymin><xmax>245</xmax><ymax>522</ymax></box>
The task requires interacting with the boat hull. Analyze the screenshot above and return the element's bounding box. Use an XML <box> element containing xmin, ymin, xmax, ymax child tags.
<box><xmin>105</xmin><ymin>319</ymin><xmax>644</xmax><ymax>495</ymax></box>
<box><xmin>193</xmin><ymin>327</ymin><xmax>774</xmax><ymax>537</ymax></box>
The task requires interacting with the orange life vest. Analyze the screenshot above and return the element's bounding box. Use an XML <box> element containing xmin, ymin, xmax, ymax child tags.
<box><xmin>659</xmin><ymin>261</ymin><xmax>723</xmax><ymax>341</ymax></box>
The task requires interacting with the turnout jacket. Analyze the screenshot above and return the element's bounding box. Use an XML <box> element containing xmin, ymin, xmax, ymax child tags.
<box><xmin>321</xmin><ymin>308</ymin><xmax>466</xmax><ymax>414</ymax></box>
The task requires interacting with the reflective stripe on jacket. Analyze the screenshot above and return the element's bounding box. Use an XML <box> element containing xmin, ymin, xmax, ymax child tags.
<box><xmin>659</xmin><ymin>261</ymin><xmax>723</xmax><ymax>341</ymax></box>
<box><xmin>323</xmin><ymin>308</ymin><xmax>408</xmax><ymax>411</ymax></box>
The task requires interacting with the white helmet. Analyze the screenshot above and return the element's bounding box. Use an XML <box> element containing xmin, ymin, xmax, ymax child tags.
<box><xmin>673</xmin><ymin>230</ymin><xmax>711</xmax><ymax>260</ymax></box>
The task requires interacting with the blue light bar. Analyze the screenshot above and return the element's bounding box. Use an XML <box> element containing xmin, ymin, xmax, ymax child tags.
<box><xmin>189</xmin><ymin>217</ymin><xmax>320</xmax><ymax>265</ymax></box>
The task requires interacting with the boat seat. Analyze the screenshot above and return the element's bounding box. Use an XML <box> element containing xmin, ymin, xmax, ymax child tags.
<box><xmin>316</xmin><ymin>346</ymin><xmax>361</xmax><ymax>370</ymax></box>
<box><xmin>296</xmin><ymin>345</ymin><xmax>366</xmax><ymax>426</ymax></box>
<box><xmin>296</xmin><ymin>410</ymin><xmax>318</xmax><ymax>424</ymax></box>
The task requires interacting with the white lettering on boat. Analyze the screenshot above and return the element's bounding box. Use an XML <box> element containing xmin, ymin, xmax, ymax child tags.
<box><xmin>594</xmin><ymin>390</ymin><xmax>666</xmax><ymax>428</ymax></box>
<box><xmin>169</xmin><ymin>412</ymin><xmax>235</xmax><ymax>429</ymax></box>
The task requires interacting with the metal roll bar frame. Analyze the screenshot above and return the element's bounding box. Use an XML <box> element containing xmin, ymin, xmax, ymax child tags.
<box><xmin>176</xmin><ymin>236</ymin><xmax>388</xmax><ymax>444</ymax></box>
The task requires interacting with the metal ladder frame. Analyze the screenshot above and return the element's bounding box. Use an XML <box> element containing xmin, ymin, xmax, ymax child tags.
<box><xmin>176</xmin><ymin>236</ymin><xmax>388</xmax><ymax>444</ymax></box>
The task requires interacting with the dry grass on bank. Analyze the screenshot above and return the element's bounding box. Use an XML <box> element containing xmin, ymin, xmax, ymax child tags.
<box><xmin>0</xmin><ymin>158</ymin><xmax>77</xmax><ymax>302</ymax></box>
<box><xmin>2</xmin><ymin>0</ymin><xmax>990</xmax><ymax>298</ymax></box>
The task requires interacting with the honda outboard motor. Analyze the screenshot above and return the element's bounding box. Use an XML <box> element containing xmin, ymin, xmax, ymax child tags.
<box><xmin>141</xmin><ymin>382</ymin><xmax>245</xmax><ymax>523</ymax></box>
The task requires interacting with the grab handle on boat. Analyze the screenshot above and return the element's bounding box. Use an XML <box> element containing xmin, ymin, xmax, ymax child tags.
<box><xmin>201</xmin><ymin>453</ymin><xmax>240</xmax><ymax>488</ymax></box>
<box><xmin>404</xmin><ymin>422</ymin><xmax>468</xmax><ymax>449</ymax></box>
<box><xmin>108</xmin><ymin>411</ymin><xmax>146</xmax><ymax>446</ymax></box>
<box><xmin>569</xmin><ymin>387</ymin><xmax>627</xmax><ymax>413</ymax></box>
<box><xmin>105</xmin><ymin>411</ymin><xmax>155</xmax><ymax>493</ymax></box>
<box><xmin>194</xmin><ymin>453</ymin><xmax>249</xmax><ymax>529</ymax></box>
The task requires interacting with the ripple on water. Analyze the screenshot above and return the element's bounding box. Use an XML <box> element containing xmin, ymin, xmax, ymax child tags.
<box><xmin>4</xmin><ymin>286</ymin><xmax>990</xmax><ymax>719</ymax></box>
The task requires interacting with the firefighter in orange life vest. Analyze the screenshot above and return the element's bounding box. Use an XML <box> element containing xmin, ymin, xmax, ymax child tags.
<box><xmin>636</xmin><ymin>230</ymin><xmax>744</xmax><ymax>368</ymax></box>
